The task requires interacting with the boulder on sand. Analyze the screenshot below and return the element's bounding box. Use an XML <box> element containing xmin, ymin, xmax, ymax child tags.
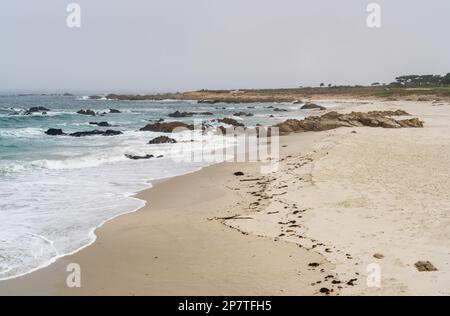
<box><xmin>301</xmin><ymin>103</ymin><xmax>326</xmax><ymax>110</ymax></box>
<box><xmin>139</xmin><ymin>121</ymin><xmax>194</xmax><ymax>133</ymax></box>
<box><xmin>148</xmin><ymin>136</ymin><xmax>177</xmax><ymax>144</ymax></box>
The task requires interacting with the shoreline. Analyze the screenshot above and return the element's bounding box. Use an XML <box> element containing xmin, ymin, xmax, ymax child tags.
<box><xmin>1</xmin><ymin>98</ymin><xmax>450</xmax><ymax>295</ymax></box>
<box><xmin>0</xmin><ymin>131</ymin><xmax>335</xmax><ymax>295</ymax></box>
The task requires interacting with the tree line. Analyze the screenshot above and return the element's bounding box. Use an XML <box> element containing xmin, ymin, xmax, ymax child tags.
<box><xmin>391</xmin><ymin>73</ymin><xmax>450</xmax><ymax>86</ymax></box>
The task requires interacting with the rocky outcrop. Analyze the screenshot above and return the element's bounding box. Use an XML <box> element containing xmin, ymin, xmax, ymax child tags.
<box><xmin>217</xmin><ymin>118</ymin><xmax>245</xmax><ymax>127</ymax></box>
<box><xmin>45</xmin><ymin>128</ymin><xmax>65</xmax><ymax>136</ymax></box>
<box><xmin>20</xmin><ymin>107</ymin><xmax>50</xmax><ymax>115</ymax></box>
<box><xmin>109</xmin><ymin>109</ymin><xmax>121</xmax><ymax>114</ymax></box>
<box><xmin>168</xmin><ymin>111</ymin><xmax>214</xmax><ymax>117</ymax></box>
<box><xmin>301</xmin><ymin>103</ymin><xmax>326</xmax><ymax>110</ymax></box>
<box><xmin>89</xmin><ymin>121</ymin><xmax>112</xmax><ymax>127</ymax></box>
<box><xmin>70</xmin><ymin>130</ymin><xmax>123</xmax><ymax>137</ymax></box>
<box><xmin>148</xmin><ymin>136</ymin><xmax>177</xmax><ymax>144</ymax></box>
<box><xmin>274</xmin><ymin>110</ymin><xmax>423</xmax><ymax>134</ymax></box>
<box><xmin>234</xmin><ymin>112</ymin><xmax>254</xmax><ymax>117</ymax></box>
<box><xmin>45</xmin><ymin>128</ymin><xmax>122</xmax><ymax>136</ymax></box>
<box><xmin>168</xmin><ymin>111</ymin><xmax>195</xmax><ymax>118</ymax></box>
<box><xmin>77</xmin><ymin>109</ymin><xmax>96</xmax><ymax>116</ymax></box>
<box><xmin>139</xmin><ymin>121</ymin><xmax>194</xmax><ymax>132</ymax></box>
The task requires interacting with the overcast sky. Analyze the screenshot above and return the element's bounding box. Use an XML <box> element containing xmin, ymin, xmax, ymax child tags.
<box><xmin>1</xmin><ymin>0</ymin><xmax>449</xmax><ymax>93</ymax></box>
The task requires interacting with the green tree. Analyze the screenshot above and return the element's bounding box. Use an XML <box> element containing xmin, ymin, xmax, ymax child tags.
<box><xmin>442</xmin><ymin>73</ymin><xmax>450</xmax><ymax>85</ymax></box>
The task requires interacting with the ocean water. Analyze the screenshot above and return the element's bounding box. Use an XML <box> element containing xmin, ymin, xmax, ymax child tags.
<box><xmin>0</xmin><ymin>94</ymin><xmax>336</xmax><ymax>280</ymax></box>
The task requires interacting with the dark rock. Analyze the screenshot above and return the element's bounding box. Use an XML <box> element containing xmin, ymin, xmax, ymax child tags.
<box><xmin>77</xmin><ymin>109</ymin><xmax>96</xmax><ymax>116</ymax></box>
<box><xmin>168</xmin><ymin>111</ymin><xmax>194</xmax><ymax>118</ymax></box>
<box><xmin>148</xmin><ymin>136</ymin><xmax>177</xmax><ymax>144</ymax></box>
<box><xmin>346</xmin><ymin>278</ymin><xmax>358</xmax><ymax>286</ymax></box>
<box><xmin>319</xmin><ymin>288</ymin><xmax>330</xmax><ymax>294</ymax></box>
<box><xmin>273</xmin><ymin>108</ymin><xmax>288</xmax><ymax>112</ymax></box>
<box><xmin>139</xmin><ymin>121</ymin><xmax>194</xmax><ymax>133</ymax></box>
<box><xmin>217</xmin><ymin>118</ymin><xmax>245</xmax><ymax>127</ymax></box>
<box><xmin>125</xmin><ymin>154</ymin><xmax>154</xmax><ymax>160</ymax></box>
<box><xmin>308</xmin><ymin>262</ymin><xmax>320</xmax><ymax>267</ymax></box>
<box><xmin>109</xmin><ymin>109</ymin><xmax>121</xmax><ymax>114</ymax></box>
<box><xmin>69</xmin><ymin>130</ymin><xmax>123</xmax><ymax>137</ymax></box>
<box><xmin>301</xmin><ymin>103</ymin><xmax>326</xmax><ymax>110</ymax></box>
<box><xmin>415</xmin><ymin>261</ymin><xmax>438</xmax><ymax>272</ymax></box>
<box><xmin>234</xmin><ymin>171</ymin><xmax>244</xmax><ymax>176</ymax></box>
<box><xmin>233</xmin><ymin>111</ymin><xmax>254</xmax><ymax>117</ymax></box>
<box><xmin>24</xmin><ymin>106</ymin><xmax>50</xmax><ymax>115</ymax></box>
<box><xmin>89</xmin><ymin>95</ymin><xmax>102</xmax><ymax>100</ymax></box>
<box><xmin>168</xmin><ymin>111</ymin><xmax>214</xmax><ymax>117</ymax></box>
<box><xmin>45</xmin><ymin>128</ymin><xmax>65</xmax><ymax>136</ymax></box>
<box><xmin>89</xmin><ymin>121</ymin><xmax>112</xmax><ymax>127</ymax></box>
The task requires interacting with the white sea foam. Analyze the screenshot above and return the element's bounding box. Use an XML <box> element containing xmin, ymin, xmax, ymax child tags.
<box><xmin>0</xmin><ymin>129</ymin><xmax>231</xmax><ymax>280</ymax></box>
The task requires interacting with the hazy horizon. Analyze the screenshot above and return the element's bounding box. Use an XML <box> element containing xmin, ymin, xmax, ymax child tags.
<box><xmin>1</xmin><ymin>0</ymin><xmax>450</xmax><ymax>94</ymax></box>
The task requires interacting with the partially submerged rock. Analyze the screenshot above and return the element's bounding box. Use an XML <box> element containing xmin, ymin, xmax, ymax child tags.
<box><xmin>273</xmin><ymin>108</ymin><xmax>288</xmax><ymax>112</ymax></box>
<box><xmin>89</xmin><ymin>121</ymin><xmax>112</xmax><ymax>127</ymax></box>
<box><xmin>168</xmin><ymin>111</ymin><xmax>194</xmax><ymax>118</ymax></box>
<box><xmin>274</xmin><ymin>110</ymin><xmax>423</xmax><ymax>134</ymax></box>
<box><xmin>45</xmin><ymin>128</ymin><xmax>65</xmax><ymax>136</ymax></box>
<box><xmin>168</xmin><ymin>111</ymin><xmax>213</xmax><ymax>117</ymax></box>
<box><xmin>217</xmin><ymin>118</ymin><xmax>245</xmax><ymax>127</ymax></box>
<box><xmin>139</xmin><ymin>121</ymin><xmax>194</xmax><ymax>132</ymax></box>
<box><xmin>24</xmin><ymin>106</ymin><xmax>50</xmax><ymax>115</ymax></box>
<box><xmin>45</xmin><ymin>128</ymin><xmax>122</xmax><ymax>137</ymax></box>
<box><xmin>148</xmin><ymin>136</ymin><xmax>177</xmax><ymax>144</ymax></box>
<box><xmin>109</xmin><ymin>109</ymin><xmax>121</xmax><ymax>114</ymax></box>
<box><xmin>77</xmin><ymin>109</ymin><xmax>96</xmax><ymax>116</ymax></box>
<box><xmin>70</xmin><ymin>130</ymin><xmax>123</xmax><ymax>137</ymax></box>
<box><xmin>233</xmin><ymin>111</ymin><xmax>254</xmax><ymax>117</ymax></box>
<box><xmin>125</xmin><ymin>154</ymin><xmax>154</xmax><ymax>160</ymax></box>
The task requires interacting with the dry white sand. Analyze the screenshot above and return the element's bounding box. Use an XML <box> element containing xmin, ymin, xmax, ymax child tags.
<box><xmin>227</xmin><ymin>100</ymin><xmax>450</xmax><ymax>295</ymax></box>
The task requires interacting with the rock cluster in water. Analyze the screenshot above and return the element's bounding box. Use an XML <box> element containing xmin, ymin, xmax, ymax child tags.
<box><xmin>139</xmin><ymin>121</ymin><xmax>194</xmax><ymax>133</ymax></box>
<box><xmin>45</xmin><ymin>128</ymin><xmax>123</xmax><ymax>137</ymax></box>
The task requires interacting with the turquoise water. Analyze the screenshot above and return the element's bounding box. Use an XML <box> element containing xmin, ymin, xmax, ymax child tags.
<box><xmin>0</xmin><ymin>94</ymin><xmax>326</xmax><ymax>280</ymax></box>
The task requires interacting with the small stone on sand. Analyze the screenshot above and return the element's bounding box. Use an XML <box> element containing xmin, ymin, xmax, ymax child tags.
<box><xmin>415</xmin><ymin>261</ymin><xmax>438</xmax><ymax>272</ymax></box>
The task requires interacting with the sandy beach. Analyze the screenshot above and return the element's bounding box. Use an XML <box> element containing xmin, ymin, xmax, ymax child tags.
<box><xmin>1</xmin><ymin>99</ymin><xmax>450</xmax><ymax>296</ymax></box>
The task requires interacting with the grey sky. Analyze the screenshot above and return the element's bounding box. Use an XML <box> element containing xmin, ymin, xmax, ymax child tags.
<box><xmin>1</xmin><ymin>0</ymin><xmax>449</xmax><ymax>93</ymax></box>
